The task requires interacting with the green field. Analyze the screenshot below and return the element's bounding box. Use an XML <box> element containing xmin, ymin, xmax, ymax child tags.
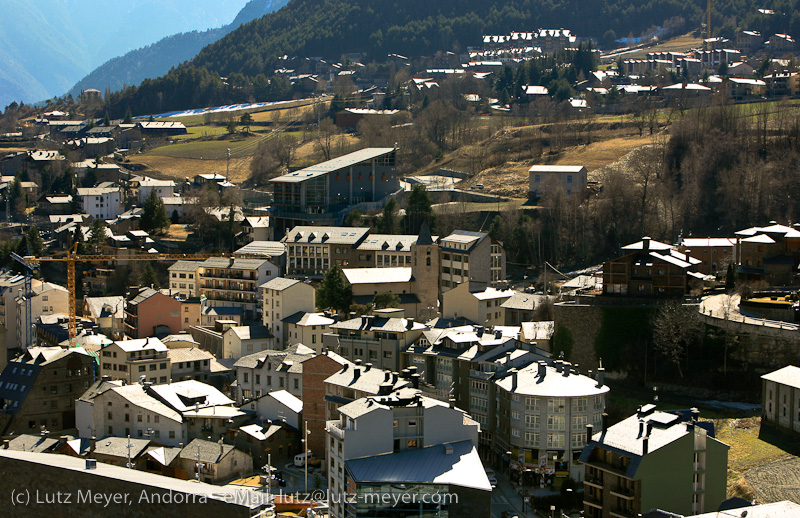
<box><xmin>145</xmin><ymin>134</ymin><xmax>268</xmax><ymax>160</ymax></box>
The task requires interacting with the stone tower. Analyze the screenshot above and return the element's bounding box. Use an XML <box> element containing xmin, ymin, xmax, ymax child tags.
<box><xmin>411</xmin><ymin>220</ymin><xmax>440</xmax><ymax>320</ymax></box>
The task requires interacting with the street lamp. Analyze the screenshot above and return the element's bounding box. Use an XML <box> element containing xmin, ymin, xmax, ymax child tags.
<box><xmin>506</xmin><ymin>450</ymin><xmax>513</xmax><ymax>477</ymax></box>
<box><xmin>126</xmin><ymin>435</ymin><xmax>133</xmax><ymax>469</ymax></box>
<box><xmin>303</xmin><ymin>420</ymin><xmax>311</xmax><ymax>494</ymax></box>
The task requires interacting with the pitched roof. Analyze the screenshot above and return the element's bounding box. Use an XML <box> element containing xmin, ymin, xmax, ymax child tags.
<box><xmin>762</xmin><ymin>365</ymin><xmax>800</xmax><ymax>389</ymax></box>
<box><xmin>179</xmin><ymin>438</ymin><xmax>235</xmax><ymax>464</ymax></box>
<box><xmin>167</xmin><ymin>347</ymin><xmax>214</xmax><ymax>363</ymax></box>
<box><xmin>7</xmin><ymin>434</ymin><xmax>61</xmax><ymax>453</ymax></box>
<box><xmin>495</xmin><ymin>362</ymin><xmax>609</xmax><ymax>397</ymax></box>
<box><xmin>148</xmin><ymin>380</ymin><xmax>234</xmax><ymax>413</ymax></box>
<box><xmin>282</xmin><ymin>226</ymin><xmax>370</xmax><ymax>245</ymax></box>
<box><xmin>112</xmin><ymin>337</ymin><xmax>167</xmax><ymax>353</ymax></box>
<box><xmin>93</xmin><ymin>436</ymin><xmax>151</xmax><ymax>459</ymax></box>
<box><xmin>528</xmin><ymin>165</ymin><xmax>587</xmax><ymax>173</ymax></box>
<box><xmin>260</xmin><ymin>277</ymin><xmax>302</xmax><ymax>291</ymax></box>
<box><xmin>226</xmin><ymin>325</ymin><xmax>273</xmax><ymax>341</ymax></box>
<box><xmin>343</xmin><ymin>267</ymin><xmax>412</xmax><ymax>284</ymax></box>
<box><xmin>270</xmin><ymin>148</ymin><xmax>395</xmax><ymax>183</ymax></box>
<box><xmin>199</xmin><ymin>257</ymin><xmax>269</xmax><ymax>270</ymax></box>
<box><xmin>281</xmin><ymin>311</ymin><xmax>335</xmax><ymax>326</ymax></box>
<box><xmin>84</xmin><ymin>296</ymin><xmax>124</xmax><ymax>319</ymax></box>
<box><xmin>235</xmin><ymin>241</ymin><xmax>285</xmax><ymax>257</ymax></box>
<box><xmin>233</xmin><ymin>344</ymin><xmax>316</xmax><ymax>371</ymax></box>
<box><xmin>325</xmin><ymin>363</ymin><xmax>411</xmax><ymax>394</ymax></box>
<box><xmin>346</xmin><ymin>440</ymin><xmax>490</xmax><ymax>492</ymax></box>
<box><xmin>168</xmin><ymin>260</ymin><xmax>201</xmax><ymax>272</ymax></box>
<box><xmin>109</xmin><ymin>384</ymin><xmax>183</xmax><ymax>422</ymax></box>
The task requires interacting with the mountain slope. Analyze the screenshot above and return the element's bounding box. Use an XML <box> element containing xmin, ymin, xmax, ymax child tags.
<box><xmin>69</xmin><ymin>0</ymin><xmax>288</xmax><ymax>98</ymax></box>
<box><xmin>0</xmin><ymin>0</ymin><xmax>250</xmax><ymax>108</ymax></box>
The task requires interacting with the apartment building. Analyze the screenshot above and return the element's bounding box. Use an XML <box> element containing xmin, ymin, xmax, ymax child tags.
<box><xmin>261</xmin><ymin>277</ymin><xmax>315</xmax><ymax>347</ymax></box>
<box><xmin>282</xmin><ymin>226</ymin><xmax>371</xmax><ymax>277</ymax></box>
<box><xmin>355</xmin><ymin>233</ymin><xmax>438</xmax><ymax>268</ymax></box>
<box><xmin>0</xmin><ymin>346</ymin><xmax>94</xmax><ymax>434</ymax></box>
<box><xmin>76</xmin><ymin>186</ymin><xmax>121</xmax><ymax>220</ymax></box>
<box><xmin>198</xmin><ymin>257</ymin><xmax>278</xmax><ymax>321</ymax></box>
<box><xmin>323</xmin><ymin>309</ymin><xmax>426</xmax><ymax>372</ymax></box>
<box><xmin>124</xmin><ymin>287</ymin><xmax>182</xmax><ymax>339</ymax></box>
<box><xmin>99</xmin><ymin>337</ymin><xmax>171</xmax><ymax>385</ymax></box>
<box><xmin>495</xmin><ymin>361</ymin><xmax>609</xmax><ymax>483</ymax></box>
<box><xmin>131</xmin><ymin>176</ymin><xmax>176</xmax><ymax>203</ymax></box>
<box><xmin>168</xmin><ymin>261</ymin><xmax>201</xmax><ymax>298</ymax></box>
<box><xmin>439</xmin><ymin>230</ymin><xmax>506</xmax><ymax>291</ymax></box>
<box><xmin>581</xmin><ymin>406</ymin><xmax>728</xmax><ymax>518</ymax></box>
<box><xmin>323</xmin><ymin>359</ymin><xmax>412</xmax><ymax>423</ymax></box>
<box><xmin>15</xmin><ymin>279</ymin><xmax>69</xmax><ymax>349</ymax></box>
<box><xmin>232</xmin><ymin>343</ymin><xmax>317</xmax><ymax>403</ymax></box>
<box><xmin>301</xmin><ymin>351</ymin><xmax>348</xmax><ymax>458</ymax></box>
<box><xmin>326</xmin><ymin>391</ymin><xmax>490</xmax><ymax>518</ymax></box>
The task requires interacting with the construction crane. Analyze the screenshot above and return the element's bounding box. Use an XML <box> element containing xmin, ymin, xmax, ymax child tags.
<box><xmin>22</xmin><ymin>242</ymin><xmax>266</xmax><ymax>343</ymax></box>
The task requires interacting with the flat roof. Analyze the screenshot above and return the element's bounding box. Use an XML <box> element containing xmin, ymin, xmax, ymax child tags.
<box><xmin>270</xmin><ymin>148</ymin><xmax>395</xmax><ymax>183</ymax></box>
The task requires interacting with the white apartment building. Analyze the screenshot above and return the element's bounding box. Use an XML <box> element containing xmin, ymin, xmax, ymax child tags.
<box><xmin>442</xmin><ymin>283</ymin><xmax>515</xmax><ymax>327</ymax></box>
<box><xmin>232</xmin><ymin>343</ymin><xmax>316</xmax><ymax>403</ymax></box>
<box><xmin>77</xmin><ymin>186</ymin><xmax>122</xmax><ymax>220</ymax></box>
<box><xmin>99</xmin><ymin>337</ymin><xmax>171</xmax><ymax>385</ymax></box>
<box><xmin>133</xmin><ymin>176</ymin><xmax>176</xmax><ymax>203</ymax></box>
<box><xmin>283</xmin><ymin>311</ymin><xmax>335</xmax><ymax>352</ymax></box>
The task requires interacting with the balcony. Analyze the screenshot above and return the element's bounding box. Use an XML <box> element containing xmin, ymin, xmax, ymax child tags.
<box><xmin>202</xmin><ymin>271</ymin><xmax>256</xmax><ymax>281</ymax></box>
<box><xmin>584</xmin><ymin>475</ymin><xmax>604</xmax><ymax>489</ymax></box>
<box><xmin>469</xmin><ymin>369</ymin><xmax>494</xmax><ymax>380</ymax></box>
<box><xmin>584</xmin><ymin>495</ymin><xmax>603</xmax><ymax>509</ymax></box>
<box><xmin>610</xmin><ymin>486</ymin><xmax>635</xmax><ymax>500</ymax></box>
<box><xmin>326</xmin><ymin>421</ymin><xmax>345</xmax><ymax>440</ymax></box>
<box><xmin>610</xmin><ymin>509</ymin><xmax>636</xmax><ymax>518</ymax></box>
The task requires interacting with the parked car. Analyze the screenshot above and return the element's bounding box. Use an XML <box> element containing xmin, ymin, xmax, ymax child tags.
<box><xmin>488</xmin><ymin>476</ymin><xmax>498</xmax><ymax>488</ymax></box>
<box><xmin>484</xmin><ymin>468</ymin><xmax>496</xmax><ymax>478</ymax></box>
<box><xmin>471</xmin><ymin>183</ymin><xmax>485</xmax><ymax>189</ymax></box>
<box><xmin>502</xmin><ymin>511</ymin><xmax>520</xmax><ymax>518</ymax></box>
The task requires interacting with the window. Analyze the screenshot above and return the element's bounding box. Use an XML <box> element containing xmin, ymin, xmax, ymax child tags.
<box><xmin>511</xmin><ymin>428</ymin><xmax>521</xmax><ymax>438</ymax></box>
<box><xmin>512</xmin><ymin>411</ymin><xmax>521</xmax><ymax>420</ymax></box>
<box><xmin>572</xmin><ymin>414</ymin><xmax>588</xmax><ymax>429</ymax></box>
<box><xmin>547</xmin><ymin>433</ymin><xmax>565</xmax><ymax>448</ymax></box>
<box><xmin>525</xmin><ymin>414</ymin><xmax>540</xmax><ymax>428</ymax></box>
<box><xmin>547</xmin><ymin>415</ymin><xmax>565</xmax><ymax>431</ymax></box>
<box><xmin>548</xmin><ymin>397</ymin><xmax>565</xmax><ymax>413</ymax></box>
<box><xmin>244</xmin><ymin>373</ymin><xmax>249</xmax><ymax>383</ymax></box>
<box><xmin>525</xmin><ymin>397</ymin><xmax>539</xmax><ymax>411</ymax></box>
<box><xmin>572</xmin><ymin>432</ymin><xmax>587</xmax><ymax>448</ymax></box>
<box><xmin>525</xmin><ymin>432</ymin><xmax>539</xmax><ymax>446</ymax></box>
<box><xmin>572</xmin><ymin>397</ymin><xmax>587</xmax><ymax>412</ymax></box>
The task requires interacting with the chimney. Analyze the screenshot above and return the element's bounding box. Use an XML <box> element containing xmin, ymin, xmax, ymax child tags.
<box><xmin>353</xmin><ymin>367</ymin><xmax>361</xmax><ymax>381</ymax></box>
<box><xmin>562</xmin><ymin>362</ymin><xmax>570</xmax><ymax>377</ymax></box>
<box><xmin>365</xmin><ymin>363</ymin><xmax>372</xmax><ymax>371</ymax></box>
<box><xmin>642</xmin><ymin>236</ymin><xmax>651</xmax><ymax>251</ymax></box>
<box><xmin>2</xmin><ymin>440</ymin><xmax>8</xmax><ymax>450</ymax></box>
<box><xmin>537</xmin><ymin>362</ymin><xmax>546</xmax><ymax>378</ymax></box>
<box><xmin>511</xmin><ymin>370</ymin><xmax>518</xmax><ymax>391</ymax></box>
<box><xmin>361</xmin><ymin>315</ymin><xmax>368</xmax><ymax>327</ymax></box>
<box><xmin>378</xmin><ymin>383</ymin><xmax>392</xmax><ymax>395</ymax></box>
<box><xmin>90</xmin><ymin>436</ymin><xmax>96</xmax><ymax>453</ymax></box>
<box><xmin>384</xmin><ymin>372</ymin><xmax>390</xmax><ymax>382</ymax></box>
<box><xmin>355</xmin><ymin>359</ymin><xmax>362</xmax><ymax>366</ymax></box>
<box><xmin>555</xmin><ymin>360</ymin><xmax>562</xmax><ymax>373</ymax></box>
<box><xmin>691</xmin><ymin>407</ymin><xmax>700</xmax><ymax>421</ymax></box>
<box><xmin>642</xmin><ymin>435</ymin><xmax>649</xmax><ymax>455</ymax></box>
<box><xmin>638</xmin><ymin>419</ymin><xmax>645</xmax><ymax>437</ymax></box>
<box><xmin>401</xmin><ymin>368</ymin><xmax>410</xmax><ymax>379</ymax></box>
<box><xmin>685</xmin><ymin>249</ymin><xmax>691</xmax><ymax>263</ymax></box>
<box><xmin>476</xmin><ymin>327</ymin><xmax>484</xmax><ymax>337</ymax></box>
<box><xmin>179</xmin><ymin>443</ymin><xmax>184</xmax><ymax>449</ymax></box>
<box><xmin>392</xmin><ymin>372</ymin><xmax>399</xmax><ymax>384</ymax></box>
<box><xmin>406</xmin><ymin>317</ymin><xmax>415</xmax><ymax>330</ymax></box>
<box><xmin>646</xmin><ymin>422</ymin><xmax>653</xmax><ymax>436</ymax></box>
<box><xmin>597</xmin><ymin>367</ymin><xmax>605</xmax><ymax>388</ymax></box>
<box><xmin>495</xmin><ymin>329</ymin><xmax>502</xmax><ymax>339</ymax></box>
<box><xmin>601</xmin><ymin>413</ymin><xmax>609</xmax><ymax>433</ymax></box>
<box><xmin>85</xmin><ymin>459</ymin><xmax>97</xmax><ymax>470</ymax></box>
<box><xmin>586</xmin><ymin>424</ymin><xmax>594</xmax><ymax>443</ymax></box>
<box><xmin>349</xmin><ymin>312</ymin><xmax>356</xmax><ymax>319</ymax></box>
<box><xmin>408</xmin><ymin>366</ymin><xmax>418</xmax><ymax>375</ymax></box>
<box><xmin>411</xmin><ymin>374</ymin><xmax>420</xmax><ymax>389</ymax></box>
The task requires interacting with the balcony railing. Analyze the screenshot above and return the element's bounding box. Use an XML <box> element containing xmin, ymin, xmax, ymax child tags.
<box><xmin>610</xmin><ymin>486</ymin><xmax>635</xmax><ymax>499</ymax></box>
<box><xmin>326</xmin><ymin>421</ymin><xmax>345</xmax><ymax>440</ymax></box>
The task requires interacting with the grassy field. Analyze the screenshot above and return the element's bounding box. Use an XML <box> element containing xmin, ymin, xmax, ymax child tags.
<box><xmin>604</xmin><ymin>32</ymin><xmax>703</xmax><ymax>61</ymax></box>
<box><xmin>170</xmin><ymin>125</ymin><xmax>228</xmax><ymax>140</ymax></box>
<box><xmin>710</xmin><ymin>417</ymin><xmax>795</xmax><ymax>499</ymax></box>
<box><xmin>132</xmin><ymin>155</ymin><xmax>253</xmax><ymax>183</ymax></box>
<box><xmin>145</xmin><ymin>134</ymin><xmax>266</xmax><ymax>160</ymax></box>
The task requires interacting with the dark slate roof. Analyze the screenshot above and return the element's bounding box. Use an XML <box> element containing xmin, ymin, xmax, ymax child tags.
<box><xmin>179</xmin><ymin>438</ymin><xmax>235</xmax><ymax>464</ymax></box>
<box><xmin>417</xmin><ymin>220</ymin><xmax>434</xmax><ymax>246</ymax></box>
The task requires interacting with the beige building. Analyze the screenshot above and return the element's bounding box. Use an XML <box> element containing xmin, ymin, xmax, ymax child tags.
<box><xmin>529</xmin><ymin>165</ymin><xmax>587</xmax><ymax>197</ymax></box>
<box><xmin>442</xmin><ymin>283</ymin><xmax>515</xmax><ymax>327</ymax></box>
<box><xmin>99</xmin><ymin>337</ymin><xmax>171</xmax><ymax>385</ymax></box>
<box><xmin>198</xmin><ymin>257</ymin><xmax>279</xmax><ymax>321</ymax></box>
<box><xmin>283</xmin><ymin>311</ymin><xmax>335</xmax><ymax>353</ymax></box>
<box><xmin>355</xmin><ymin>233</ymin><xmax>438</xmax><ymax>268</ymax></box>
<box><xmin>168</xmin><ymin>261</ymin><xmax>201</xmax><ymax>298</ymax></box>
<box><xmin>233</xmin><ymin>343</ymin><xmax>316</xmax><ymax>402</ymax></box>
<box><xmin>90</xmin><ymin>383</ymin><xmax>185</xmax><ymax>445</ymax></box>
<box><xmin>222</xmin><ymin>325</ymin><xmax>275</xmax><ymax>360</ymax></box>
<box><xmin>16</xmin><ymin>279</ymin><xmax>69</xmax><ymax>348</ymax></box>
<box><xmin>261</xmin><ymin>277</ymin><xmax>316</xmax><ymax>347</ymax></box>
<box><xmin>283</xmin><ymin>226</ymin><xmax>371</xmax><ymax>277</ymax></box>
<box><xmin>178</xmin><ymin>438</ymin><xmax>253</xmax><ymax>484</ymax></box>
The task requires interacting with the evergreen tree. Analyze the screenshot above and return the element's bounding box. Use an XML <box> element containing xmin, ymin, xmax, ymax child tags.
<box><xmin>25</xmin><ymin>226</ymin><xmax>44</xmax><ymax>257</ymax></box>
<box><xmin>87</xmin><ymin>218</ymin><xmax>107</xmax><ymax>253</ymax></box>
<box><xmin>343</xmin><ymin>209</ymin><xmax>363</xmax><ymax>227</ymax></box>
<box><xmin>103</xmin><ymin>110</ymin><xmax>111</xmax><ymax>126</ymax></box>
<box><xmin>141</xmin><ymin>190</ymin><xmax>170</xmax><ymax>234</ymax></box>
<box><xmin>405</xmin><ymin>185</ymin><xmax>435</xmax><ymax>234</ymax></box>
<box><xmin>316</xmin><ymin>266</ymin><xmax>352</xmax><ymax>314</ymax></box>
<box><xmin>725</xmin><ymin>264</ymin><xmax>735</xmax><ymax>291</ymax></box>
<box><xmin>373</xmin><ymin>291</ymin><xmax>400</xmax><ymax>309</ymax></box>
<box><xmin>376</xmin><ymin>198</ymin><xmax>399</xmax><ymax>234</ymax></box>
<box><xmin>123</xmin><ymin>107</ymin><xmax>133</xmax><ymax>124</ymax></box>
